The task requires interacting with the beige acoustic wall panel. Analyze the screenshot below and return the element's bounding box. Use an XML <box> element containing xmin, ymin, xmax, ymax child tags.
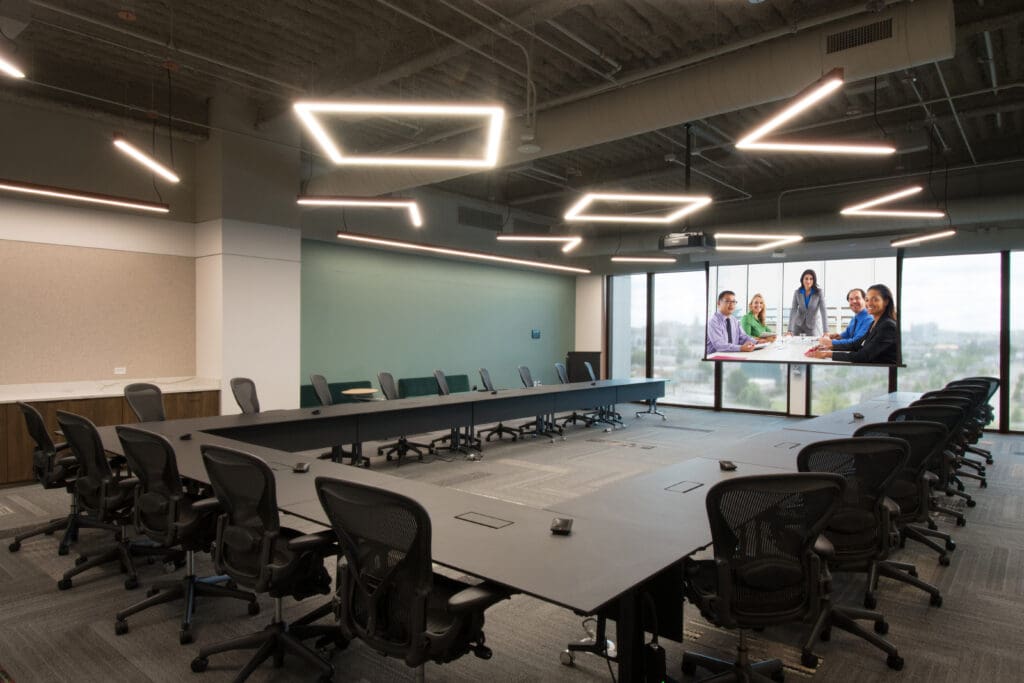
<box><xmin>0</xmin><ymin>241</ymin><xmax>195</xmax><ymax>383</ymax></box>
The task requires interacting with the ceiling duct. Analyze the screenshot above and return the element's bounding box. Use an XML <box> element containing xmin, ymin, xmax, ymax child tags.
<box><xmin>309</xmin><ymin>0</ymin><xmax>955</xmax><ymax>197</ymax></box>
<box><xmin>826</xmin><ymin>18</ymin><xmax>893</xmax><ymax>54</ymax></box>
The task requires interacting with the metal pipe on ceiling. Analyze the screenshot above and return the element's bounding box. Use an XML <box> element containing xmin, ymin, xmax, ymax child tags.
<box><xmin>982</xmin><ymin>31</ymin><xmax>1002</xmax><ymax>127</ymax></box>
<box><xmin>902</xmin><ymin>68</ymin><xmax>949</xmax><ymax>152</ymax></box>
<box><xmin>934</xmin><ymin>62</ymin><xmax>978</xmax><ymax>164</ymax></box>
<box><xmin>544</xmin><ymin>19</ymin><xmax>622</xmax><ymax>77</ymax></box>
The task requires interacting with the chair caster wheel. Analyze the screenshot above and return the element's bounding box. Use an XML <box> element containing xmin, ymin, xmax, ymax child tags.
<box><xmin>58</xmin><ymin>578</ymin><xmax>72</xmax><ymax>590</ymax></box>
<box><xmin>190</xmin><ymin>657</ymin><xmax>208</xmax><ymax>673</ymax></box>
<box><xmin>945</xmin><ymin>540</ymin><xmax>956</xmax><ymax>551</ymax></box>
<box><xmin>8</xmin><ymin>541</ymin><xmax>20</xmax><ymax>552</ymax></box>
<box><xmin>908</xmin><ymin>567</ymin><xmax>918</xmax><ymax>578</ymax></box>
<box><xmin>179</xmin><ymin>629</ymin><xmax>193</xmax><ymax>644</ymax></box>
<box><xmin>967</xmin><ymin>500</ymin><xmax>977</xmax><ymax>508</ymax></box>
<box><xmin>124</xmin><ymin>577</ymin><xmax>139</xmax><ymax>590</ymax></box>
<box><xmin>147</xmin><ymin>587</ymin><xmax>160</xmax><ymax>597</ymax></box>
<box><xmin>864</xmin><ymin>594</ymin><xmax>877</xmax><ymax>610</ymax></box>
<box><xmin>819</xmin><ymin>628</ymin><xmax>831</xmax><ymax>642</ymax></box>
<box><xmin>887</xmin><ymin>654</ymin><xmax>904</xmax><ymax>671</ymax></box>
<box><xmin>930</xmin><ymin>594</ymin><xmax>943</xmax><ymax>607</ymax></box>
<box><xmin>560</xmin><ymin>650</ymin><xmax>575</xmax><ymax>667</ymax></box>
<box><xmin>874</xmin><ymin>620</ymin><xmax>889</xmax><ymax>635</ymax></box>
<box><xmin>770</xmin><ymin>670</ymin><xmax>785</xmax><ymax>682</ymax></box>
<box><xmin>801</xmin><ymin>652</ymin><xmax>819</xmax><ymax>668</ymax></box>
<box><xmin>939</xmin><ymin>555</ymin><xmax>951</xmax><ymax>566</ymax></box>
<box><xmin>385</xmin><ymin>454</ymin><xmax>393</xmax><ymax>461</ymax></box>
<box><xmin>114</xmin><ymin>620</ymin><xmax>128</xmax><ymax>635</ymax></box>
<box><xmin>956</xmin><ymin>517</ymin><xmax>966</xmax><ymax>527</ymax></box>
<box><xmin>58</xmin><ymin>545</ymin><xmax>70</xmax><ymax>556</ymax></box>
<box><xmin>980</xmin><ymin>481</ymin><xmax>988</xmax><ymax>488</ymax></box>
<box><xmin>248</xmin><ymin>600</ymin><xmax>260</xmax><ymax>616</ymax></box>
<box><xmin>473</xmin><ymin>645</ymin><xmax>492</xmax><ymax>660</ymax></box>
<box><xmin>75</xmin><ymin>555</ymin><xmax>88</xmax><ymax>566</ymax></box>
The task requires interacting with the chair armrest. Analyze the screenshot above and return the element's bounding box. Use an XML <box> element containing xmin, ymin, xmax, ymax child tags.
<box><xmin>55</xmin><ymin>455</ymin><xmax>78</xmax><ymax>468</ymax></box>
<box><xmin>54</xmin><ymin>441</ymin><xmax>71</xmax><ymax>452</ymax></box>
<box><xmin>447</xmin><ymin>583</ymin><xmax>509</xmax><ymax>614</ymax></box>
<box><xmin>813</xmin><ymin>535</ymin><xmax>835</xmax><ymax>559</ymax></box>
<box><xmin>118</xmin><ymin>477</ymin><xmax>141</xmax><ymax>489</ymax></box>
<box><xmin>288</xmin><ymin>530</ymin><xmax>336</xmax><ymax>553</ymax></box>
<box><xmin>191</xmin><ymin>497</ymin><xmax>223</xmax><ymax>513</ymax></box>
<box><xmin>881</xmin><ymin>497</ymin><xmax>900</xmax><ymax>516</ymax></box>
<box><xmin>922</xmin><ymin>471</ymin><xmax>939</xmax><ymax>484</ymax></box>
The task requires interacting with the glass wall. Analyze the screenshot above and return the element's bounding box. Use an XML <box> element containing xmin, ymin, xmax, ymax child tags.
<box><xmin>1011</xmin><ymin>252</ymin><xmax>1023</xmax><ymax>430</ymax></box>
<box><xmin>609</xmin><ymin>274</ymin><xmax>648</xmax><ymax>379</ymax></box>
<box><xmin>653</xmin><ymin>271</ymin><xmax>714</xmax><ymax>406</ymax></box>
<box><xmin>900</xmin><ymin>253</ymin><xmax>1001</xmax><ymax>423</ymax></box>
<box><xmin>721</xmin><ymin>363</ymin><xmax>788</xmax><ymax>411</ymax></box>
<box><xmin>810</xmin><ymin>365</ymin><xmax>890</xmax><ymax>414</ymax></box>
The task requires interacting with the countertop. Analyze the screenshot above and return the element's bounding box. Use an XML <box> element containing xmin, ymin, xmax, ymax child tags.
<box><xmin>0</xmin><ymin>377</ymin><xmax>221</xmax><ymax>404</ymax></box>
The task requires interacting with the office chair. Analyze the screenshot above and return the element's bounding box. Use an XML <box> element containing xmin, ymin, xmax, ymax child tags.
<box><xmin>124</xmin><ymin>382</ymin><xmax>166</xmax><ymax>422</ymax></box>
<box><xmin>797</xmin><ymin>437</ymin><xmax>942</xmax><ymax>609</ymax></box>
<box><xmin>476</xmin><ymin>368</ymin><xmax>520</xmax><ymax>442</ymax></box>
<box><xmin>853</xmin><ymin>421</ymin><xmax>956</xmax><ymax>565</ymax></box>
<box><xmin>54</xmin><ymin>411</ymin><xmax>174</xmax><ymax>590</ymax></box>
<box><xmin>310</xmin><ymin>373</ymin><xmax>367</xmax><ymax>467</ymax></box>
<box><xmin>315</xmin><ymin>476</ymin><xmax>507</xmax><ymax>680</ymax></box>
<box><xmin>944</xmin><ymin>379</ymin><xmax>997</xmax><ymax>464</ymax></box>
<box><xmin>112</xmin><ymin>427</ymin><xmax>258</xmax><ymax>644</ymax></box>
<box><xmin>517</xmin><ymin>365</ymin><xmax>562</xmax><ymax>438</ymax></box>
<box><xmin>429</xmin><ymin>369</ymin><xmax>482</xmax><ymax>454</ymax></box>
<box><xmin>376</xmin><ymin>371</ymin><xmax>432</xmax><ymax>465</ymax></box>
<box><xmin>683</xmin><ymin>472</ymin><xmax>904</xmax><ymax>680</ymax></box>
<box><xmin>191</xmin><ymin>445</ymin><xmax>339</xmax><ymax>682</ymax></box>
<box><xmin>554</xmin><ymin>362</ymin><xmax>601</xmax><ymax>429</ymax></box>
<box><xmin>919</xmin><ymin>389</ymin><xmax>988</xmax><ymax>474</ymax></box>
<box><xmin>8</xmin><ymin>402</ymin><xmax>79</xmax><ymax>555</ymax></box>
<box><xmin>309</xmin><ymin>373</ymin><xmax>333</xmax><ymax>407</ymax></box>
<box><xmin>910</xmin><ymin>397</ymin><xmax>986</xmax><ymax>492</ymax></box>
<box><xmin>230</xmin><ymin>377</ymin><xmax>260</xmax><ymax>414</ymax></box>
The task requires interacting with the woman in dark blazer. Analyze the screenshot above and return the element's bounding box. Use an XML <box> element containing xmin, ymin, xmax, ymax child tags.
<box><xmin>812</xmin><ymin>284</ymin><xmax>899</xmax><ymax>364</ymax></box>
<box><xmin>788</xmin><ymin>269</ymin><xmax>829</xmax><ymax>336</ymax></box>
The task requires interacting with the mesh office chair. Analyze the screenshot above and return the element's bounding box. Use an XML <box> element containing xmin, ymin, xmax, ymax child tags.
<box><xmin>429</xmin><ymin>370</ymin><xmax>482</xmax><ymax>454</ymax></box>
<box><xmin>554</xmin><ymin>362</ymin><xmax>600</xmax><ymax>429</ymax></box>
<box><xmin>309</xmin><ymin>374</ymin><xmax>367</xmax><ymax>466</ymax></box>
<box><xmin>919</xmin><ymin>389</ymin><xmax>988</xmax><ymax>475</ymax></box>
<box><xmin>316</xmin><ymin>476</ymin><xmax>507</xmax><ymax>680</ymax></box>
<box><xmin>853</xmin><ymin>421</ymin><xmax>956</xmax><ymax>565</ymax></box>
<box><xmin>309</xmin><ymin>374</ymin><xmax>333</xmax><ymax>407</ymax></box>
<box><xmin>517</xmin><ymin>365</ymin><xmax>562</xmax><ymax>438</ymax></box>
<box><xmin>376</xmin><ymin>371</ymin><xmax>432</xmax><ymax>465</ymax></box>
<box><xmin>191</xmin><ymin>445</ymin><xmax>338</xmax><ymax>682</ymax></box>
<box><xmin>910</xmin><ymin>397</ymin><xmax>986</xmax><ymax>494</ymax></box>
<box><xmin>124</xmin><ymin>383</ymin><xmax>166</xmax><ymax>422</ymax></box>
<box><xmin>797</xmin><ymin>437</ymin><xmax>943</xmax><ymax>609</ymax></box>
<box><xmin>230</xmin><ymin>377</ymin><xmax>260</xmax><ymax>414</ymax></box>
<box><xmin>8</xmin><ymin>402</ymin><xmax>79</xmax><ymax>555</ymax></box>
<box><xmin>112</xmin><ymin>427</ymin><xmax>258</xmax><ymax>644</ymax></box>
<box><xmin>476</xmin><ymin>368</ymin><xmax>520</xmax><ymax>442</ymax></box>
<box><xmin>55</xmin><ymin>411</ymin><xmax>174</xmax><ymax>590</ymax></box>
<box><xmin>945</xmin><ymin>379</ymin><xmax>997</xmax><ymax>463</ymax></box>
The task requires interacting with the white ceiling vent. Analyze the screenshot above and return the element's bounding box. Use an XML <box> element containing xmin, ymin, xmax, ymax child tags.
<box><xmin>826</xmin><ymin>18</ymin><xmax>893</xmax><ymax>54</ymax></box>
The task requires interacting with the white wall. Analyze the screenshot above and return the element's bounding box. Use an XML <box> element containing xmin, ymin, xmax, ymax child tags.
<box><xmin>575</xmin><ymin>275</ymin><xmax>604</xmax><ymax>363</ymax></box>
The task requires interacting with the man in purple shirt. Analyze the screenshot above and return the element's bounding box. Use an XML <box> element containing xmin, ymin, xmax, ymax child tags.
<box><xmin>706</xmin><ymin>290</ymin><xmax>757</xmax><ymax>355</ymax></box>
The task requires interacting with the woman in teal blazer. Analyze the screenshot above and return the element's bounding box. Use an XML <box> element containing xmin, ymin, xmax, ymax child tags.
<box><xmin>787</xmin><ymin>269</ymin><xmax>829</xmax><ymax>336</ymax></box>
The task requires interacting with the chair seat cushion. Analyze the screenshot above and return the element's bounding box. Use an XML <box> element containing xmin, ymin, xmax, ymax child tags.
<box><xmin>827</xmin><ymin>508</ymin><xmax>876</xmax><ymax>534</ymax></box>
<box><xmin>735</xmin><ymin>558</ymin><xmax>804</xmax><ymax>591</ymax></box>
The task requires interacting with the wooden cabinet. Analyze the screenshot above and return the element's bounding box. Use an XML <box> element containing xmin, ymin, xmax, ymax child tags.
<box><xmin>2</xmin><ymin>391</ymin><xmax>220</xmax><ymax>485</ymax></box>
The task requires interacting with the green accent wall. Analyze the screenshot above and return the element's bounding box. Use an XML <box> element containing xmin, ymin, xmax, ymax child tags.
<box><xmin>301</xmin><ymin>240</ymin><xmax>576</xmax><ymax>391</ymax></box>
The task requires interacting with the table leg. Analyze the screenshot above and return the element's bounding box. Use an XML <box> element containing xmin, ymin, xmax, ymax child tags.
<box><xmin>635</xmin><ymin>398</ymin><xmax>666</xmax><ymax>420</ymax></box>
<box><xmin>616</xmin><ymin>590</ymin><xmax>645</xmax><ymax>683</ymax></box>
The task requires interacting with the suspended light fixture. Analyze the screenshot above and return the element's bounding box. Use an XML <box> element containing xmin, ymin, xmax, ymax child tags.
<box><xmin>0</xmin><ymin>51</ymin><xmax>26</xmax><ymax>79</ymax></box>
<box><xmin>297</xmin><ymin>196</ymin><xmax>423</xmax><ymax>227</ymax></box>
<box><xmin>840</xmin><ymin>186</ymin><xmax>945</xmax><ymax>218</ymax></box>
<box><xmin>610</xmin><ymin>256</ymin><xmax>677</xmax><ymax>263</ymax></box>
<box><xmin>294</xmin><ymin>101</ymin><xmax>505</xmax><ymax>168</ymax></box>
<box><xmin>564</xmin><ymin>193</ymin><xmax>712</xmax><ymax>224</ymax></box>
<box><xmin>113</xmin><ymin>137</ymin><xmax>180</xmax><ymax>183</ymax></box>
<box><xmin>715</xmin><ymin>233</ymin><xmax>803</xmax><ymax>251</ymax></box>
<box><xmin>336</xmin><ymin>232</ymin><xmax>590</xmax><ymax>274</ymax></box>
<box><xmin>736</xmin><ymin>68</ymin><xmax>895</xmax><ymax>155</ymax></box>
<box><xmin>890</xmin><ymin>229</ymin><xmax>956</xmax><ymax>248</ymax></box>
<box><xmin>0</xmin><ymin>178</ymin><xmax>169</xmax><ymax>213</ymax></box>
<box><xmin>495</xmin><ymin>235</ymin><xmax>582</xmax><ymax>253</ymax></box>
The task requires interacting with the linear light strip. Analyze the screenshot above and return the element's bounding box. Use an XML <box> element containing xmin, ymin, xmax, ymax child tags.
<box><xmin>0</xmin><ymin>52</ymin><xmax>26</xmax><ymax>79</ymax></box>
<box><xmin>890</xmin><ymin>229</ymin><xmax>956</xmax><ymax>248</ymax></box>
<box><xmin>337</xmin><ymin>232</ymin><xmax>590</xmax><ymax>274</ymax></box>
<box><xmin>715</xmin><ymin>233</ymin><xmax>803</xmax><ymax>252</ymax></box>
<box><xmin>495</xmin><ymin>234</ymin><xmax>582</xmax><ymax>253</ymax></box>
<box><xmin>610</xmin><ymin>256</ymin><xmax>677</xmax><ymax>263</ymax></box>
<box><xmin>840</xmin><ymin>186</ymin><xmax>946</xmax><ymax>218</ymax></box>
<box><xmin>297</xmin><ymin>195</ymin><xmax>423</xmax><ymax>227</ymax></box>
<box><xmin>564</xmin><ymin>192</ymin><xmax>713</xmax><ymax>224</ymax></box>
<box><xmin>0</xmin><ymin>179</ymin><xmax>169</xmax><ymax>213</ymax></box>
<box><xmin>113</xmin><ymin>138</ymin><xmax>180</xmax><ymax>183</ymax></box>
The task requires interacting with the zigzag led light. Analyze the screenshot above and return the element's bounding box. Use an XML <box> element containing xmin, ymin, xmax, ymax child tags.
<box><xmin>715</xmin><ymin>233</ymin><xmax>803</xmax><ymax>252</ymax></box>
<box><xmin>840</xmin><ymin>186</ymin><xmax>945</xmax><ymax>219</ymax></box>
<box><xmin>564</xmin><ymin>193</ymin><xmax>712</xmax><ymax>224</ymax></box>
<box><xmin>496</xmin><ymin>235</ymin><xmax>582</xmax><ymax>253</ymax></box>
<box><xmin>297</xmin><ymin>196</ymin><xmax>423</xmax><ymax>227</ymax></box>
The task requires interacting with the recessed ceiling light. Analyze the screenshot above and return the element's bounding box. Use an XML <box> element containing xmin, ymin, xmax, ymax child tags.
<box><xmin>0</xmin><ymin>178</ymin><xmax>169</xmax><ymax>213</ymax></box>
<box><xmin>736</xmin><ymin>68</ymin><xmax>896</xmax><ymax>155</ymax></box>
<box><xmin>715</xmin><ymin>233</ymin><xmax>803</xmax><ymax>251</ymax></box>
<box><xmin>610</xmin><ymin>256</ymin><xmax>677</xmax><ymax>263</ymax></box>
<box><xmin>890</xmin><ymin>229</ymin><xmax>956</xmax><ymax>247</ymax></box>
<box><xmin>293</xmin><ymin>101</ymin><xmax>505</xmax><ymax>168</ymax></box>
<box><xmin>0</xmin><ymin>52</ymin><xmax>26</xmax><ymax>79</ymax></box>
<box><xmin>564</xmin><ymin>193</ymin><xmax>712</xmax><ymax>224</ymax></box>
<box><xmin>297</xmin><ymin>196</ymin><xmax>423</xmax><ymax>227</ymax></box>
<box><xmin>496</xmin><ymin>235</ymin><xmax>582</xmax><ymax>253</ymax></box>
<box><xmin>840</xmin><ymin>185</ymin><xmax>945</xmax><ymax>218</ymax></box>
<box><xmin>336</xmin><ymin>232</ymin><xmax>590</xmax><ymax>274</ymax></box>
<box><xmin>113</xmin><ymin>137</ymin><xmax>180</xmax><ymax>183</ymax></box>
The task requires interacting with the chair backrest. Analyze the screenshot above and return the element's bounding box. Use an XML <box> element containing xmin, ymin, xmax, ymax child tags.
<box><xmin>705</xmin><ymin>473</ymin><xmax>844</xmax><ymax>622</ymax></box>
<box><xmin>433</xmin><ymin>369</ymin><xmax>450</xmax><ymax>396</ymax></box>
<box><xmin>18</xmin><ymin>401</ymin><xmax>68</xmax><ymax>486</ymax></box>
<box><xmin>378</xmin><ymin>372</ymin><xmax>399</xmax><ymax>401</ymax></box>
<box><xmin>309</xmin><ymin>374</ymin><xmax>334</xmax><ymax>406</ymax></box>
<box><xmin>479</xmin><ymin>368</ymin><xmax>496</xmax><ymax>392</ymax></box>
<box><xmin>200</xmin><ymin>445</ymin><xmax>281</xmax><ymax>587</ymax></box>
<box><xmin>852</xmin><ymin>421</ymin><xmax>947</xmax><ymax>477</ymax></box>
<box><xmin>116</xmin><ymin>426</ymin><xmax>185</xmax><ymax>543</ymax></box>
<box><xmin>125</xmin><ymin>383</ymin><xmax>166</xmax><ymax>422</ymax></box>
<box><xmin>230</xmin><ymin>377</ymin><xmax>260</xmax><ymax>414</ymax></box>
<box><xmin>583</xmin><ymin>361</ymin><xmax>597</xmax><ymax>381</ymax></box>
<box><xmin>518</xmin><ymin>365</ymin><xmax>534</xmax><ymax>388</ymax></box>
<box><xmin>56</xmin><ymin>410</ymin><xmax>116</xmax><ymax>499</ymax></box>
<box><xmin>953</xmin><ymin>376</ymin><xmax>999</xmax><ymax>402</ymax></box>
<box><xmin>315</xmin><ymin>476</ymin><xmax>433</xmax><ymax>663</ymax></box>
<box><xmin>554</xmin><ymin>362</ymin><xmax>569</xmax><ymax>384</ymax></box>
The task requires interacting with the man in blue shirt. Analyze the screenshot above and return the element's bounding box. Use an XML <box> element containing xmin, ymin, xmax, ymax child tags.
<box><xmin>707</xmin><ymin>290</ymin><xmax>756</xmax><ymax>355</ymax></box>
<box><xmin>818</xmin><ymin>288</ymin><xmax>872</xmax><ymax>349</ymax></box>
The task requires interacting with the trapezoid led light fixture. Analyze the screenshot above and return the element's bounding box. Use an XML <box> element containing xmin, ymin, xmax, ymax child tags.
<box><xmin>563</xmin><ymin>193</ymin><xmax>712</xmax><ymax>224</ymax></box>
<box><xmin>714</xmin><ymin>233</ymin><xmax>803</xmax><ymax>252</ymax></box>
<box><xmin>113</xmin><ymin>137</ymin><xmax>180</xmax><ymax>183</ymax></box>
<box><xmin>495</xmin><ymin>234</ymin><xmax>582</xmax><ymax>253</ymax></box>
<box><xmin>297</xmin><ymin>196</ymin><xmax>423</xmax><ymax>227</ymax></box>
<box><xmin>293</xmin><ymin>101</ymin><xmax>505</xmax><ymax>168</ymax></box>
<box><xmin>0</xmin><ymin>51</ymin><xmax>26</xmax><ymax>79</ymax></box>
<box><xmin>0</xmin><ymin>178</ymin><xmax>169</xmax><ymax>213</ymax></box>
<box><xmin>840</xmin><ymin>186</ymin><xmax>945</xmax><ymax>218</ymax></box>
<box><xmin>610</xmin><ymin>256</ymin><xmax>677</xmax><ymax>263</ymax></box>
<box><xmin>736</xmin><ymin>68</ymin><xmax>896</xmax><ymax>156</ymax></box>
<box><xmin>336</xmin><ymin>232</ymin><xmax>590</xmax><ymax>274</ymax></box>
<box><xmin>890</xmin><ymin>229</ymin><xmax>956</xmax><ymax>248</ymax></box>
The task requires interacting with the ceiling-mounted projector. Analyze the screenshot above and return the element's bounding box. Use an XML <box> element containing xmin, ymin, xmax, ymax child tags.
<box><xmin>659</xmin><ymin>232</ymin><xmax>715</xmax><ymax>252</ymax></box>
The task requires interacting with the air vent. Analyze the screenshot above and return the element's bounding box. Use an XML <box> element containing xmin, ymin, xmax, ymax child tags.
<box><xmin>826</xmin><ymin>18</ymin><xmax>893</xmax><ymax>54</ymax></box>
<box><xmin>457</xmin><ymin>206</ymin><xmax>504</xmax><ymax>231</ymax></box>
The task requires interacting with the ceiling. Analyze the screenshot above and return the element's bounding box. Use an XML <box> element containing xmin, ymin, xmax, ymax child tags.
<box><xmin>2</xmin><ymin>0</ymin><xmax>1023</xmax><ymax>265</ymax></box>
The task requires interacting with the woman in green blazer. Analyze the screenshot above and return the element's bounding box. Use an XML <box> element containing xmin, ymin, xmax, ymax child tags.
<box><xmin>740</xmin><ymin>293</ymin><xmax>776</xmax><ymax>341</ymax></box>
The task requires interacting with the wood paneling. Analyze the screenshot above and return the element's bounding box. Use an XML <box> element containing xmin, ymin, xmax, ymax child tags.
<box><xmin>2</xmin><ymin>391</ymin><xmax>219</xmax><ymax>485</ymax></box>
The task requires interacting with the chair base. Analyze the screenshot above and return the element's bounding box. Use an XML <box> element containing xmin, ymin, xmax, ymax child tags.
<box><xmin>803</xmin><ymin>602</ymin><xmax>903</xmax><ymax>671</ymax></box>
<box><xmin>865</xmin><ymin>559</ymin><xmax>943</xmax><ymax>608</ymax></box>
<box><xmin>59</xmin><ymin>536</ymin><xmax>182</xmax><ymax>591</ymax></box>
<box><xmin>378</xmin><ymin>437</ymin><xmax>431</xmax><ymax>466</ymax></box>
<box><xmin>9</xmin><ymin>514</ymin><xmax>69</xmax><ymax>553</ymax></box>
<box><xmin>478</xmin><ymin>422</ymin><xmax>519</xmax><ymax>442</ymax></box>
<box><xmin>682</xmin><ymin>630</ymin><xmax>783</xmax><ymax>682</ymax></box>
<box><xmin>431</xmin><ymin>428</ymin><xmax>482</xmax><ymax>455</ymax></box>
